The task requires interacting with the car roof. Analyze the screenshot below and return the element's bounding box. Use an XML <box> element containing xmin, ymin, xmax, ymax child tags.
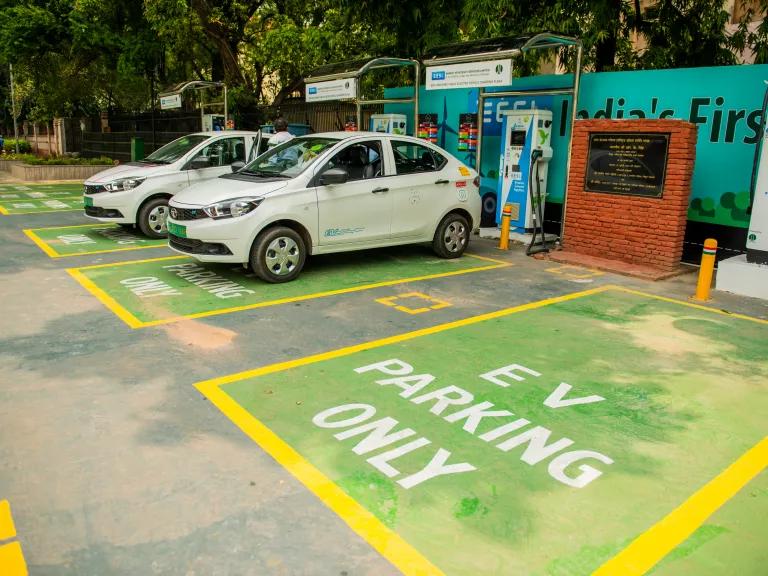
<box><xmin>303</xmin><ymin>131</ymin><xmax>426</xmax><ymax>142</ymax></box>
<box><xmin>191</xmin><ymin>130</ymin><xmax>266</xmax><ymax>137</ymax></box>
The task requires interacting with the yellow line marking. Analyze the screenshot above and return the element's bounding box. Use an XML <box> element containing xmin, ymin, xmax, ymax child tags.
<box><xmin>73</xmin><ymin>254</ymin><xmax>186</xmax><ymax>270</ymax></box>
<box><xmin>0</xmin><ymin>542</ymin><xmax>28</xmax><ymax>576</ymax></box>
<box><xmin>66</xmin><ymin>269</ymin><xmax>144</xmax><ymax>328</ymax></box>
<box><xmin>68</xmin><ymin>255</ymin><xmax>512</xmax><ymax>329</ymax></box>
<box><xmin>196</xmin><ymin>379</ymin><xmax>446</xmax><ymax>576</ymax></box>
<box><xmin>376</xmin><ymin>292</ymin><xmax>452</xmax><ymax>314</ymax></box>
<box><xmin>594</xmin><ymin>436</ymin><xmax>768</xmax><ymax>575</ymax></box>
<box><xmin>0</xmin><ymin>501</ymin><xmax>16</xmax><ymax>541</ymax></box>
<box><xmin>546</xmin><ymin>264</ymin><xmax>605</xmax><ymax>280</ymax></box>
<box><xmin>611</xmin><ymin>285</ymin><xmax>768</xmax><ymax>325</ymax></box>
<box><xmin>23</xmin><ymin>226</ymin><xmax>167</xmax><ymax>259</ymax></box>
<box><xmin>0</xmin><ymin>205</ymin><xmax>8</xmax><ymax>215</ymax></box>
<box><xmin>1</xmin><ymin>208</ymin><xmax>81</xmax><ymax>215</ymax></box>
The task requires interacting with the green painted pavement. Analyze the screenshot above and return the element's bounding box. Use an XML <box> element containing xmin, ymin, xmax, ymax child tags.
<box><xmin>0</xmin><ymin>182</ymin><xmax>82</xmax><ymax>200</ymax></box>
<box><xmin>0</xmin><ymin>196</ymin><xmax>82</xmax><ymax>214</ymax></box>
<box><xmin>29</xmin><ymin>224</ymin><xmax>166</xmax><ymax>256</ymax></box>
<box><xmin>74</xmin><ymin>249</ymin><xmax>504</xmax><ymax>325</ymax></box>
<box><xmin>220</xmin><ymin>290</ymin><xmax>768</xmax><ymax>576</ymax></box>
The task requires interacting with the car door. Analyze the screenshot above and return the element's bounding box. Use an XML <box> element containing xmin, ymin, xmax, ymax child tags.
<box><xmin>315</xmin><ymin>139</ymin><xmax>392</xmax><ymax>246</ymax></box>
<box><xmin>387</xmin><ymin>139</ymin><xmax>452</xmax><ymax>238</ymax></box>
<box><xmin>186</xmin><ymin>136</ymin><xmax>247</xmax><ymax>186</ymax></box>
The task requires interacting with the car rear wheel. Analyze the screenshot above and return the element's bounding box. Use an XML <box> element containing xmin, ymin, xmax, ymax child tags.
<box><xmin>250</xmin><ymin>226</ymin><xmax>306</xmax><ymax>283</ymax></box>
<box><xmin>432</xmin><ymin>213</ymin><xmax>470</xmax><ymax>258</ymax></box>
<box><xmin>137</xmin><ymin>197</ymin><xmax>169</xmax><ymax>238</ymax></box>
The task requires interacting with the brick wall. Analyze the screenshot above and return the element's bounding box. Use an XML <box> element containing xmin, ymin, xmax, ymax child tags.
<box><xmin>564</xmin><ymin>119</ymin><xmax>696</xmax><ymax>271</ymax></box>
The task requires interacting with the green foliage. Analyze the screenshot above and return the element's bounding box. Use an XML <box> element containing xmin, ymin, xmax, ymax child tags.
<box><xmin>2</xmin><ymin>139</ymin><xmax>32</xmax><ymax>153</ymax></box>
<box><xmin>23</xmin><ymin>155</ymin><xmax>115</xmax><ymax>165</ymax></box>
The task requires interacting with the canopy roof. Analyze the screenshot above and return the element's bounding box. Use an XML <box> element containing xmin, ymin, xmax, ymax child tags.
<box><xmin>305</xmin><ymin>57</ymin><xmax>418</xmax><ymax>83</ymax></box>
<box><xmin>422</xmin><ymin>32</ymin><xmax>580</xmax><ymax>65</ymax></box>
<box><xmin>158</xmin><ymin>80</ymin><xmax>225</xmax><ymax>98</ymax></box>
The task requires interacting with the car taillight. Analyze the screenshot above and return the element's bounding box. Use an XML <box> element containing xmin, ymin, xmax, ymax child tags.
<box><xmin>473</xmin><ymin>176</ymin><xmax>480</xmax><ymax>188</ymax></box>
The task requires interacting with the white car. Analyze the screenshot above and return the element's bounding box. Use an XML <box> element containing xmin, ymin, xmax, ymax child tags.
<box><xmin>83</xmin><ymin>131</ymin><xmax>272</xmax><ymax>237</ymax></box>
<box><xmin>166</xmin><ymin>132</ymin><xmax>481</xmax><ymax>283</ymax></box>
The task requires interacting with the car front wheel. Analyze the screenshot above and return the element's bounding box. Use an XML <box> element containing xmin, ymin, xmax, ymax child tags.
<box><xmin>250</xmin><ymin>226</ymin><xmax>306</xmax><ymax>283</ymax></box>
<box><xmin>432</xmin><ymin>213</ymin><xmax>470</xmax><ymax>258</ymax></box>
<box><xmin>137</xmin><ymin>197</ymin><xmax>169</xmax><ymax>238</ymax></box>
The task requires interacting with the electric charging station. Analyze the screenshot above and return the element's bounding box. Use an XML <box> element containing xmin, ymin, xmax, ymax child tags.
<box><xmin>496</xmin><ymin>109</ymin><xmax>553</xmax><ymax>231</ymax></box>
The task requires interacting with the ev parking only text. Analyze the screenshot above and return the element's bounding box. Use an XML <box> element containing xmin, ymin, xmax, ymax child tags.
<box><xmin>312</xmin><ymin>358</ymin><xmax>612</xmax><ymax>490</ymax></box>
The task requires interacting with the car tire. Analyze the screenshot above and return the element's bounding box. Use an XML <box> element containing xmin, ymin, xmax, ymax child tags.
<box><xmin>137</xmin><ymin>197</ymin><xmax>169</xmax><ymax>238</ymax></box>
<box><xmin>250</xmin><ymin>226</ymin><xmax>306</xmax><ymax>283</ymax></box>
<box><xmin>481</xmin><ymin>192</ymin><xmax>497</xmax><ymax>227</ymax></box>
<box><xmin>432</xmin><ymin>213</ymin><xmax>470</xmax><ymax>259</ymax></box>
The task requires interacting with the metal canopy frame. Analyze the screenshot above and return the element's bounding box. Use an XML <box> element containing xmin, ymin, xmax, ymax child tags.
<box><xmin>304</xmin><ymin>57</ymin><xmax>420</xmax><ymax>135</ymax></box>
<box><xmin>422</xmin><ymin>32</ymin><xmax>583</xmax><ymax>240</ymax></box>
<box><xmin>158</xmin><ymin>80</ymin><xmax>228</xmax><ymax>131</ymax></box>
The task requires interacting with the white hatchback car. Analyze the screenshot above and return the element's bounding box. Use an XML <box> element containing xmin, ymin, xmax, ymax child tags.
<box><xmin>166</xmin><ymin>132</ymin><xmax>481</xmax><ymax>283</ymax></box>
<box><xmin>83</xmin><ymin>130</ymin><xmax>270</xmax><ymax>237</ymax></box>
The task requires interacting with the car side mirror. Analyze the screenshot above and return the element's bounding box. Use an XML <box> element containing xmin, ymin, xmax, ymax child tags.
<box><xmin>231</xmin><ymin>160</ymin><xmax>245</xmax><ymax>173</ymax></box>
<box><xmin>319</xmin><ymin>167</ymin><xmax>349</xmax><ymax>185</ymax></box>
<box><xmin>190</xmin><ymin>156</ymin><xmax>210</xmax><ymax>170</ymax></box>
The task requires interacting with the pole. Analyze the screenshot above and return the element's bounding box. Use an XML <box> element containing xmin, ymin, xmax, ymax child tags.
<box><xmin>694</xmin><ymin>239</ymin><xmax>718</xmax><ymax>301</ymax></box>
<box><xmin>355</xmin><ymin>76</ymin><xmax>362</xmax><ymax>132</ymax></box>
<box><xmin>476</xmin><ymin>88</ymin><xmax>485</xmax><ymax>177</ymax></box>
<box><xmin>560</xmin><ymin>42</ymin><xmax>583</xmax><ymax>243</ymax></box>
<box><xmin>223</xmin><ymin>83</ymin><xmax>228</xmax><ymax>129</ymax></box>
<box><xmin>413</xmin><ymin>61</ymin><xmax>420</xmax><ymax>137</ymax></box>
<box><xmin>498</xmin><ymin>203</ymin><xmax>513</xmax><ymax>250</ymax></box>
<box><xmin>9</xmin><ymin>63</ymin><xmax>19</xmax><ymax>153</ymax></box>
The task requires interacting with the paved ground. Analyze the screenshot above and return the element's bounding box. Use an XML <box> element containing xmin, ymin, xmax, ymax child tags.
<box><xmin>0</xmin><ymin>179</ymin><xmax>766</xmax><ymax>575</ymax></box>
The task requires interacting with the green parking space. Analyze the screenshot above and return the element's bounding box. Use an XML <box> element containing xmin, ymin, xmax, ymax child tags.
<box><xmin>0</xmin><ymin>183</ymin><xmax>83</xmax><ymax>214</ymax></box>
<box><xmin>68</xmin><ymin>251</ymin><xmax>510</xmax><ymax>328</ymax></box>
<box><xmin>197</xmin><ymin>286</ymin><xmax>768</xmax><ymax>576</ymax></box>
<box><xmin>24</xmin><ymin>223</ymin><xmax>166</xmax><ymax>258</ymax></box>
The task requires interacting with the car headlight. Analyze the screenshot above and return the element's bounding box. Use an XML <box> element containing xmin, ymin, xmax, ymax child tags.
<box><xmin>203</xmin><ymin>197</ymin><xmax>263</xmax><ymax>219</ymax></box>
<box><xmin>104</xmin><ymin>177</ymin><xmax>145</xmax><ymax>192</ymax></box>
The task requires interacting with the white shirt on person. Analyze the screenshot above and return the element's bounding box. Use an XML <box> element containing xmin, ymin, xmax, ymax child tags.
<box><xmin>269</xmin><ymin>131</ymin><xmax>295</xmax><ymax>147</ymax></box>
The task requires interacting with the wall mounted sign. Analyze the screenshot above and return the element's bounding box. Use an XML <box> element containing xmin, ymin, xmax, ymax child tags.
<box><xmin>426</xmin><ymin>59</ymin><xmax>512</xmax><ymax>90</ymax></box>
<box><xmin>305</xmin><ymin>78</ymin><xmax>357</xmax><ymax>102</ymax></box>
<box><xmin>585</xmin><ymin>132</ymin><xmax>670</xmax><ymax>198</ymax></box>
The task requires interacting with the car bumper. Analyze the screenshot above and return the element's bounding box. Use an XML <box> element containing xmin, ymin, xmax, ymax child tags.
<box><xmin>166</xmin><ymin>208</ymin><xmax>252</xmax><ymax>263</ymax></box>
<box><xmin>84</xmin><ymin>189</ymin><xmax>137</xmax><ymax>224</ymax></box>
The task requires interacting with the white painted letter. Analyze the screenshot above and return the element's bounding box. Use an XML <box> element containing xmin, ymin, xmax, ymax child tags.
<box><xmin>334</xmin><ymin>417</ymin><xmax>416</xmax><ymax>455</ymax></box>
<box><xmin>443</xmin><ymin>401</ymin><xmax>513</xmax><ymax>434</ymax></box>
<box><xmin>354</xmin><ymin>359</ymin><xmax>413</xmax><ymax>376</ymax></box>
<box><xmin>478</xmin><ymin>418</ymin><xmax>530</xmax><ymax>442</ymax></box>
<box><xmin>312</xmin><ymin>404</ymin><xmax>376</xmax><ymax>429</ymax></box>
<box><xmin>548</xmin><ymin>450</ymin><xmax>614</xmax><ymax>488</ymax></box>
<box><xmin>480</xmin><ymin>364</ymin><xmax>541</xmax><ymax>387</ymax></box>
<box><xmin>366</xmin><ymin>437</ymin><xmax>431</xmax><ymax>477</ymax></box>
<box><xmin>544</xmin><ymin>383</ymin><xmax>605</xmax><ymax>409</ymax></box>
<box><xmin>376</xmin><ymin>374</ymin><xmax>435</xmax><ymax>398</ymax></box>
<box><xmin>410</xmin><ymin>386</ymin><xmax>474</xmax><ymax>415</ymax></box>
<box><xmin>397</xmin><ymin>448</ymin><xmax>476</xmax><ymax>489</ymax></box>
<box><xmin>495</xmin><ymin>426</ymin><xmax>574</xmax><ymax>464</ymax></box>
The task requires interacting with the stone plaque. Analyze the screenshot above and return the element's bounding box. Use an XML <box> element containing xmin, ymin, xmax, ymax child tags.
<box><xmin>584</xmin><ymin>132</ymin><xmax>669</xmax><ymax>198</ymax></box>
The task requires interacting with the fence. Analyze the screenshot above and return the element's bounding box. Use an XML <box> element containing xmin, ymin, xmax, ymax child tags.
<box><xmin>81</xmin><ymin>131</ymin><xmax>188</xmax><ymax>162</ymax></box>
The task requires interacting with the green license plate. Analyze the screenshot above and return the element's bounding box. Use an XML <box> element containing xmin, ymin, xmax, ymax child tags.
<box><xmin>168</xmin><ymin>222</ymin><xmax>187</xmax><ymax>238</ymax></box>
<box><xmin>84</xmin><ymin>196</ymin><xmax>93</xmax><ymax>207</ymax></box>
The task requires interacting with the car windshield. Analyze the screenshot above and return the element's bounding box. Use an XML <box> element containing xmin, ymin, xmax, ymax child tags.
<box><xmin>240</xmin><ymin>137</ymin><xmax>339</xmax><ymax>178</ymax></box>
<box><xmin>142</xmin><ymin>135</ymin><xmax>211</xmax><ymax>164</ymax></box>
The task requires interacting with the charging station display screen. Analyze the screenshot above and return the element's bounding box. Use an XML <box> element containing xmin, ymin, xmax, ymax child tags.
<box><xmin>585</xmin><ymin>132</ymin><xmax>669</xmax><ymax>198</ymax></box>
<box><xmin>510</xmin><ymin>131</ymin><xmax>527</xmax><ymax>146</ymax></box>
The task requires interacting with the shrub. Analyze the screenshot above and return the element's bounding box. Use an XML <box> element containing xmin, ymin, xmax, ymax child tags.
<box><xmin>2</xmin><ymin>139</ymin><xmax>32</xmax><ymax>153</ymax></box>
<box><xmin>23</xmin><ymin>155</ymin><xmax>115</xmax><ymax>165</ymax></box>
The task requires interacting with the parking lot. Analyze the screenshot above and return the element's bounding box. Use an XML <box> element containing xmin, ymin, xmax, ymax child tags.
<box><xmin>1</xmin><ymin>180</ymin><xmax>766</xmax><ymax>575</ymax></box>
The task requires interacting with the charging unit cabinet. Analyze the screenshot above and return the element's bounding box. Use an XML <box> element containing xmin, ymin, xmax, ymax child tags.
<box><xmin>370</xmin><ymin>114</ymin><xmax>408</xmax><ymax>135</ymax></box>
<box><xmin>202</xmin><ymin>114</ymin><xmax>225</xmax><ymax>131</ymax></box>
<box><xmin>747</xmin><ymin>123</ymin><xmax>768</xmax><ymax>264</ymax></box>
<box><xmin>496</xmin><ymin>109</ymin><xmax>553</xmax><ymax>230</ymax></box>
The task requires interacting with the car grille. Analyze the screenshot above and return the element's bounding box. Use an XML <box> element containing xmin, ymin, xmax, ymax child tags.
<box><xmin>84</xmin><ymin>184</ymin><xmax>106</xmax><ymax>194</ymax></box>
<box><xmin>169</xmin><ymin>206</ymin><xmax>208</xmax><ymax>221</ymax></box>
<box><xmin>169</xmin><ymin>233</ymin><xmax>232</xmax><ymax>255</ymax></box>
<box><xmin>85</xmin><ymin>206</ymin><xmax>123</xmax><ymax>218</ymax></box>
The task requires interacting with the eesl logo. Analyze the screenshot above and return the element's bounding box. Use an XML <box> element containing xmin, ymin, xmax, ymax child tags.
<box><xmin>308</xmin><ymin>87</ymin><xmax>317</xmax><ymax>94</ymax></box>
<box><xmin>431</xmin><ymin>71</ymin><xmax>446</xmax><ymax>81</ymax></box>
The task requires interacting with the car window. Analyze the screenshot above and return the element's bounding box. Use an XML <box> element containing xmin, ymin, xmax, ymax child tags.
<box><xmin>391</xmin><ymin>141</ymin><xmax>447</xmax><ymax>175</ymax></box>
<box><xmin>191</xmin><ymin>137</ymin><xmax>246</xmax><ymax>168</ymax></box>
<box><xmin>240</xmin><ymin>137</ymin><xmax>340</xmax><ymax>179</ymax></box>
<box><xmin>318</xmin><ymin>141</ymin><xmax>383</xmax><ymax>182</ymax></box>
<box><xmin>143</xmin><ymin>135</ymin><xmax>210</xmax><ymax>164</ymax></box>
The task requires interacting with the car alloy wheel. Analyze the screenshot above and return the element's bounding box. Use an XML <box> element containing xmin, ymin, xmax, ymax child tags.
<box><xmin>265</xmin><ymin>236</ymin><xmax>300</xmax><ymax>276</ymax></box>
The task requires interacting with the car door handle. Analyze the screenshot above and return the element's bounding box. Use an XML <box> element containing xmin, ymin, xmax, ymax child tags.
<box><xmin>435</xmin><ymin>179</ymin><xmax>450</xmax><ymax>184</ymax></box>
<box><xmin>371</xmin><ymin>187</ymin><xmax>389</xmax><ymax>194</ymax></box>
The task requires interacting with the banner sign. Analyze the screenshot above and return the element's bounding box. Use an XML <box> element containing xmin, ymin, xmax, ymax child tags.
<box><xmin>159</xmin><ymin>93</ymin><xmax>182</xmax><ymax>110</ymax></box>
<box><xmin>305</xmin><ymin>78</ymin><xmax>357</xmax><ymax>102</ymax></box>
<box><xmin>426</xmin><ymin>59</ymin><xmax>512</xmax><ymax>90</ymax></box>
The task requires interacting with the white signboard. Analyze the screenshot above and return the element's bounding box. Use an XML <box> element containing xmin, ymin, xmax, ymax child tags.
<box><xmin>305</xmin><ymin>78</ymin><xmax>357</xmax><ymax>102</ymax></box>
<box><xmin>426</xmin><ymin>59</ymin><xmax>512</xmax><ymax>90</ymax></box>
<box><xmin>159</xmin><ymin>93</ymin><xmax>182</xmax><ymax>110</ymax></box>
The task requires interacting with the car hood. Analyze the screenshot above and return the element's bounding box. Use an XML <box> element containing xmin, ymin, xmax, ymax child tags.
<box><xmin>84</xmin><ymin>162</ymin><xmax>169</xmax><ymax>183</ymax></box>
<box><xmin>171</xmin><ymin>177</ymin><xmax>290</xmax><ymax>207</ymax></box>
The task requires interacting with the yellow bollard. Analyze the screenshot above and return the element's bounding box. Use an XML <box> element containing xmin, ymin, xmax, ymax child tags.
<box><xmin>498</xmin><ymin>203</ymin><xmax>513</xmax><ymax>250</ymax></box>
<box><xmin>694</xmin><ymin>238</ymin><xmax>718</xmax><ymax>301</ymax></box>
